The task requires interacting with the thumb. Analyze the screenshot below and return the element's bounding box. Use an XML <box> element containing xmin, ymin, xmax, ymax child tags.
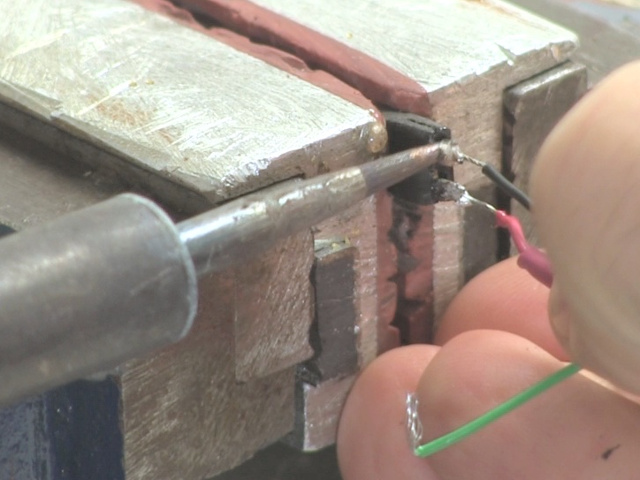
<box><xmin>531</xmin><ymin>60</ymin><xmax>640</xmax><ymax>394</ymax></box>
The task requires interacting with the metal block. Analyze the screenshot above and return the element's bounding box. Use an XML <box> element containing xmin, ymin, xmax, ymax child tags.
<box><xmin>212</xmin><ymin>443</ymin><xmax>341</xmax><ymax>480</ymax></box>
<box><xmin>503</xmin><ymin>62</ymin><xmax>588</xmax><ymax>244</ymax></box>
<box><xmin>462</xmin><ymin>183</ymin><xmax>499</xmax><ymax>281</ymax></box>
<box><xmin>432</xmin><ymin>202</ymin><xmax>465</xmax><ymax>322</ymax></box>
<box><xmin>0</xmin><ymin>3</ymin><xmax>384</xmax><ymax>476</ymax></box>
<box><xmin>0</xmin><ymin>396</ymin><xmax>50</xmax><ymax>479</ymax></box>
<box><xmin>285</xmin><ymin>375</ymin><xmax>356</xmax><ymax>452</ymax></box>
<box><xmin>231</xmin><ymin>0</ymin><xmax>577</xmax><ymax>184</ymax></box>
<box><xmin>312</xmin><ymin>197</ymin><xmax>379</xmax><ymax>368</ymax></box>
<box><xmin>0</xmin><ymin>113</ymin><xmax>126</xmax><ymax>230</ymax></box>
<box><xmin>383</xmin><ymin>198</ymin><xmax>466</xmax><ymax>342</ymax></box>
<box><xmin>304</xmin><ymin>241</ymin><xmax>358</xmax><ymax>382</ymax></box>
<box><xmin>376</xmin><ymin>191</ymin><xmax>400</xmax><ymax>353</ymax></box>
<box><xmin>234</xmin><ymin>230</ymin><xmax>315</xmax><ymax>382</ymax></box>
<box><xmin>120</xmin><ymin>272</ymin><xmax>296</xmax><ymax>480</ymax></box>
<box><xmin>509</xmin><ymin>0</ymin><xmax>640</xmax><ymax>83</ymax></box>
<box><xmin>0</xmin><ymin>375</ymin><xmax>125</xmax><ymax>480</ymax></box>
<box><xmin>388</xmin><ymin>199</ymin><xmax>436</xmax><ymax>344</ymax></box>
<box><xmin>0</xmin><ymin>0</ymin><xmax>384</xmax><ymax>208</ymax></box>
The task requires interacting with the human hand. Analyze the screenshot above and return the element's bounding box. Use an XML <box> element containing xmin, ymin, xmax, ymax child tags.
<box><xmin>337</xmin><ymin>259</ymin><xmax>640</xmax><ymax>479</ymax></box>
<box><xmin>531</xmin><ymin>60</ymin><xmax>640</xmax><ymax>394</ymax></box>
<box><xmin>337</xmin><ymin>61</ymin><xmax>640</xmax><ymax>478</ymax></box>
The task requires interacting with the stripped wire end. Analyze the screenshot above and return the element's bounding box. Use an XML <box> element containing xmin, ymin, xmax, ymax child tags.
<box><xmin>433</xmin><ymin>178</ymin><xmax>467</xmax><ymax>203</ymax></box>
<box><xmin>451</xmin><ymin>147</ymin><xmax>531</xmax><ymax>211</ymax></box>
<box><xmin>451</xmin><ymin>145</ymin><xmax>486</xmax><ymax>168</ymax></box>
<box><xmin>406</xmin><ymin>393</ymin><xmax>424</xmax><ymax>452</ymax></box>
<box><xmin>460</xmin><ymin>191</ymin><xmax>496</xmax><ymax>212</ymax></box>
<box><xmin>436</xmin><ymin>178</ymin><xmax>496</xmax><ymax>213</ymax></box>
<box><xmin>432</xmin><ymin>178</ymin><xmax>496</xmax><ymax>208</ymax></box>
<box><xmin>435</xmin><ymin>181</ymin><xmax>551</xmax><ymax>287</ymax></box>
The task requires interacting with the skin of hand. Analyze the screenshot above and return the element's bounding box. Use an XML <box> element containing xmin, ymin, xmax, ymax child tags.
<box><xmin>531</xmin><ymin>60</ymin><xmax>640</xmax><ymax>394</ymax></box>
<box><xmin>337</xmin><ymin>259</ymin><xmax>640</xmax><ymax>480</ymax></box>
<box><xmin>337</xmin><ymin>63</ymin><xmax>640</xmax><ymax>478</ymax></box>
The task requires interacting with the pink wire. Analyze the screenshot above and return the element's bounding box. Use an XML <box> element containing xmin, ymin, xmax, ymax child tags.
<box><xmin>495</xmin><ymin>210</ymin><xmax>527</xmax><ymax>253</ymax></box>
<box><xmin>495</xmin><ymin>210</ymin><xmax>553</xmax><ymax>288</ymax></box>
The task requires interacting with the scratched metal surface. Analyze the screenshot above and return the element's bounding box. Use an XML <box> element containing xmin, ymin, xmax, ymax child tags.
<box><xmin>510</xmin><ymin>0</ymin><xmax>640</xmax><ymax>82</ymax></box>
<box><xmin>568</xmin><ymin>0</ymin><xmax>640</xmax><ymax>37</ymax></box>
<box><xmin>0</xmin><ymin>0</ymin><xmax>382</xmax><ymax>205</ymax></box>
<box><xmin>251</xmin><ymin>0</ymin><xmax>575</xmax><ymax>93</ymax></box>
<box><xmin>120</xmin><ymin>271</ymin><xmax>297</xmax><ymax>480</ymax></box>
<box><xmin>249</xmin><ymin>0</ymin><xmax>577</xmax><ymax>185</ymax></box>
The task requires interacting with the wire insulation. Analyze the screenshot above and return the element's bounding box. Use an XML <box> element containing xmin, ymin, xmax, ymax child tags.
<box><xmin>495</xmin><ymin>210</ymin><xmax>527</xmax><ymax>253</ymax></box>
<box><xmin>454</xmin><ymin>149</ymin><xmax>531</xmax><ymax>209</ymax></box>
<box><xmin>481</xmin><ymin>164</ymin><xmax>531</xmax><ymax>210</ymax></box>
<box><xmin>495</xmin><ymin>210</ymin><xmax>553</xmax><ymax>287</ymax></box>
<box><xmin>518</xmin><ymin>248</ymin><xmax>553</xmax><ymax>288</ymax></box>
<box><xmin>414</xmin><ymin>363</ymin><xmax>580</xmax><ymax>457</ymax></box>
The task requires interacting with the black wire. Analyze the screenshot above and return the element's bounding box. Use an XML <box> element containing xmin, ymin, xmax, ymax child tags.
<box><xmin>481</xmin><ymin>163</ymin><xmax>531</xmax><ymax>211</ymax></box>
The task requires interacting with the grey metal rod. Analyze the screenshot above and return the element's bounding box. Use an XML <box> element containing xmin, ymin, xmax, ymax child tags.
<box><xmin>0</xmin><ymin>195</ymin><xmax>197</xmax><ymax>407</ymax></box>
<box><xmin>0</xmin><ymin>142</ymin><xmax>453</xmax><ymax>406</ymax></box>
<box><xmin>178</xmin><ymin>142</ymin><xmax>454</xmax><ymax>276</ymax></box>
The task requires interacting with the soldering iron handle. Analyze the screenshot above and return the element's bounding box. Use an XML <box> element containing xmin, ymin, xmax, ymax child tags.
<box><xmin>0</xmin><ymin>194</ymin><xmax>197</xmax><ymax>407</ymax></box>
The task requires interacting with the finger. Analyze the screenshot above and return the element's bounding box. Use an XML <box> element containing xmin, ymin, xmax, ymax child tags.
<box><xmin>337</xmin><ymin>345</ymin><xmax>440</xmax><ymax>480</ymax></box>
<box><xmin>531</xmin><ymin>60</ymin><xmax>640</xmax><ymax>393</ymax></box>
<box><xmin>434</xmin><ymin>257</ymin><xmax>566</xmax><ymax>361</ymax></box>
<box><xmin>417</xmin><ymin>330</ymin><xmax>640</xmax><ymax>480</ymax></box>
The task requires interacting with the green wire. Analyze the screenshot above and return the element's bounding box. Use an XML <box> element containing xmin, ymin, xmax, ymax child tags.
<box><xmin>414</xmin><ymin>363</ymin><xmax>581</xmax><ymax>457</ymax></box>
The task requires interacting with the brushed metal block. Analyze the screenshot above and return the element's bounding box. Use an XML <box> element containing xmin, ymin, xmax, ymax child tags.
<box><xmin>510</xmin><ymin>0</ymin><xmax>640</xmax><ymax>83</ymax></box>
<box><xmin>248</xmin><ymin>0</ymin><xmax>577</xmax><ymax>184</ymax></box>
<box><xmin>376</xmin><ymin>190</ymin><xmax>400</xmax><ymax>353</ymax></box>
<box><xmin>285</xmin><ymin>375</ymin><xmax>356</xmax><ymax>452</ymax></box>
<box><xmin>304</xmin><ymin>241</ymin><xmax>358</xmax><ymax>382</ymax></box>
<box><xmin>388</xmin><ymin>199</ymin><xmax>436</xmax><ymax>344</ymax></box>
<box><xmin>121</xmin><ymin>273</ymin><xmax>295</xmax><ymax>480</ymax></box>
<box><xmin>312</xmin><ymin>197</ymin><xmax>379</xmax><ymax>368</ymax></box>
<box><xmin>234</xmin><ymin>230</ymin><xmax>315</xmax><ymax>382</ymax></box>
<box><xmin>0</xmin><ymin>119</ymin><xmax>125</xmax><ymax>230</ymax></box>
<box><xmin>432</xmin><ymin>201</ymin><xmax>465</xmax><ymax>322</ymax></box>
<box><xmin>0</xmin><ymin>0</ymin><xmax>383</xmax><ymax>207</ymax></box>
<box><xmin>503</xmin><ymin>61</ymin><xmax>588</xmax><ymax>244</ymax></box>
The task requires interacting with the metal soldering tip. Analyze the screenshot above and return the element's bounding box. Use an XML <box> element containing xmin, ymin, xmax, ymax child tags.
<box><xmin>179</xmin><ymin>141</ymin><xmax>456</xmax><ymax>276</ymax></box>
<box><xmin>359</xmin><ymin>141</ymin><xmax>457</xmax><ymax>195</ymax></box>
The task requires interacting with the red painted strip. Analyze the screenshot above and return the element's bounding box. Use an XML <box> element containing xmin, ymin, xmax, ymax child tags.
<box><xmin>177</xmin><ymin>0</ymin><xmax>432</xmax><ymax>117</ymax></box>
<box><xmin>135</xmin><ymin>0</ymin><xmax>382</xmax><ymax>120</ymax></box>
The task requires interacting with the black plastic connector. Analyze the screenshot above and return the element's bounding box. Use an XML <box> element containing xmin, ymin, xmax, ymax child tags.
<box><xmin>384</xmin><ymin>111</ymin><xmax>453</xmax><ymax>205</ymax></box>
